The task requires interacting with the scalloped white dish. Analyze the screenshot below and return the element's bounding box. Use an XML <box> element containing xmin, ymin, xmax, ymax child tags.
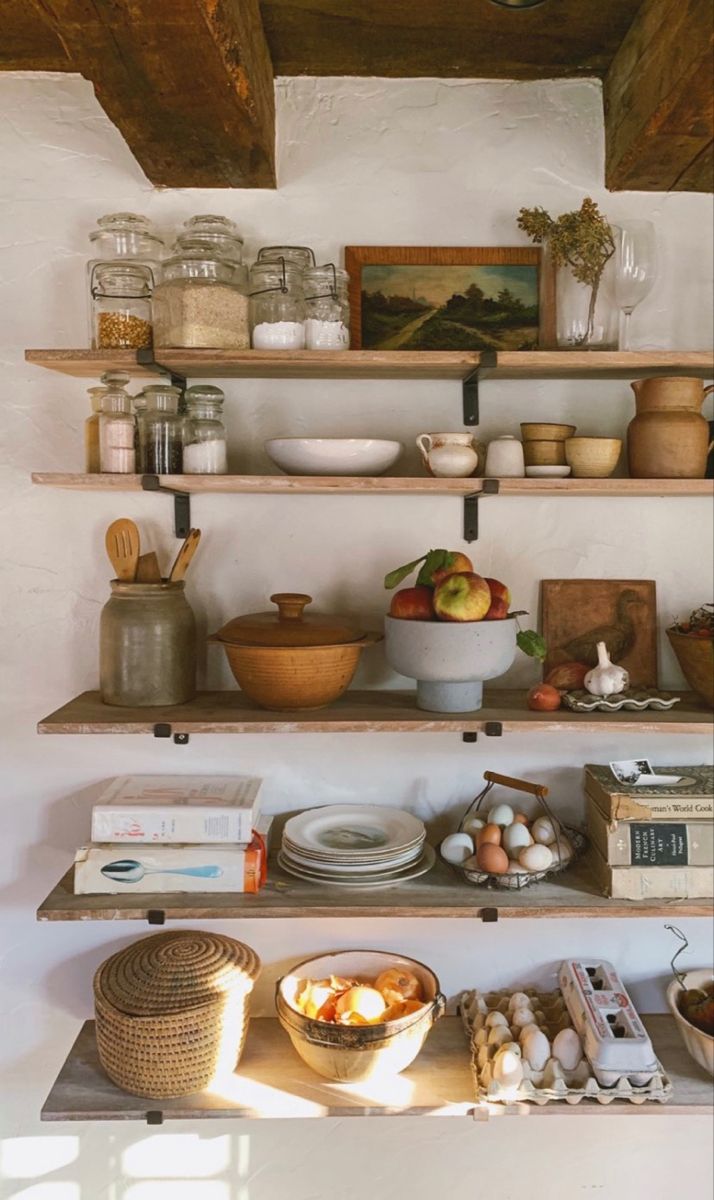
<box><xmin>562</xmin><ymin>689</ymin><xmax>682</xmax><ymax>712</ymax></box>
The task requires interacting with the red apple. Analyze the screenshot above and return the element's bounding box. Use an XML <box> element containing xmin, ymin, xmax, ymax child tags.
<box><xmin>430</xmin><ymin>551</ymin><xmax>473</xmax><ymax>587</ymax></box>
<box><xmin>389</xmin><ymin>586</ymin><xmax>435</xmax><ymax>620</ymax></box>
<box><xmin>433</xmin><ymin>572</ymin><xmax>491</xmax><ymax>622</ymax></box>
<box><xmin>545</xmin><ymin>661</ymin><xmax>589</xmax><ymax>690</ymax></box>
<box><xmin>527</xmin><ymin>683</ymin><xmax>562</xmax><ymax>712</ymax></box>
<box><xmin>483</xmin><ymin>577</ymin><xmax>511</xmax><ymax>620</ymax></box>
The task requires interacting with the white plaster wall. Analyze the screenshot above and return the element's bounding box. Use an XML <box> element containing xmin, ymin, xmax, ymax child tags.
<box><xmin>0</xmin><ymin>73</ymin><xmax>712</xmax><ymax>1199</ymax></box>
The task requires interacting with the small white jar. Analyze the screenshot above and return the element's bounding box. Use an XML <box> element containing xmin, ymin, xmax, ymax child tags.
<box><xmin>484</xmin><ymin>435</ymin><xmax>525</xmax><ymax>478</ymax></box>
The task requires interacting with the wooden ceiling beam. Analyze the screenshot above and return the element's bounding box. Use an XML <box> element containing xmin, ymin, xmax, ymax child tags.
<box><xmin>27</xmin><ymin>0</ymin><xmax>276</xmax><ymax>188</ymax></box>
<box><xmin>604</xmin><ymin>0</ymin><xmax>714</xmax><ymax>192</ymax></box>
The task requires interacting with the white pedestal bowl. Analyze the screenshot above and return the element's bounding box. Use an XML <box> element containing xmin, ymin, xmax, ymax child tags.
<box><xmin>384</xmin><ymin>615</ymin><xmax>518</xmax><ymax>713</ymax></box>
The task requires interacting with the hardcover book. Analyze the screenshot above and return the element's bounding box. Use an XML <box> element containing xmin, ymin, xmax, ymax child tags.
<box><xmin>585</xmin><ymin>764</ymin><xmax>713</xmax><ymax>821</ymax></box>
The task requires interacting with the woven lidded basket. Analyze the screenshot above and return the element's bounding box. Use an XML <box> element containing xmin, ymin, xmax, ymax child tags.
<box><xmin>94</xmin><ymin>929</ymin><xmax>260</xmax><ymax>1099</ymax></box>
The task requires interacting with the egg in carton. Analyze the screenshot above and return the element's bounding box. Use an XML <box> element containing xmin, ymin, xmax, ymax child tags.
<box><xmin>460</xmin><ymin>988</ymin><xmax>672</xmax><ymax>1107</ymax></box>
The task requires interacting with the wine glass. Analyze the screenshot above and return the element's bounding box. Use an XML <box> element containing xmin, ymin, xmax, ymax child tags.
<box><xmin>613</xmin><ymin>221</ymin><xmax>657</xmax><ymax>350</ymax></box>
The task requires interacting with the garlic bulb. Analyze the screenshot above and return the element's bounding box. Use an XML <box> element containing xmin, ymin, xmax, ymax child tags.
<box><xmin>584</xmin><ymin>641</ymin><xmax>629</xmax><ymax>697</ymax></box>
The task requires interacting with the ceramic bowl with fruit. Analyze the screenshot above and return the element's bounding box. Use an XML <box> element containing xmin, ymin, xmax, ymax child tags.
<box><xmin>440</xmin><ymin>770</ymin><xmax>583</xmax><ymax>890</ymax></box>
<box><xmin>666</xmin><ymin>603</ymin><xmax>714</xmax><ymax>708</ymax></box>
<box><xmin>383</xmin><ymin>549</ymin><xmax>518</xmax><ymax>712</ymax></box>
<box><xmin>666</xmin><ymin>969</ymin><xmax>714</xmax><ymax>1076</ymax></box>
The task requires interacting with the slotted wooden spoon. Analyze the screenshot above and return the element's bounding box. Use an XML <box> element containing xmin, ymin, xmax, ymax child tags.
<box><xmin>105</xmin><ymin>518</ymin><xmax>140</xmax><ymax>582</ymax></box>
<box><xmin>169</xmin><ymin>528</ymin><xmax>202</xmax><ymax>582</ymax></box>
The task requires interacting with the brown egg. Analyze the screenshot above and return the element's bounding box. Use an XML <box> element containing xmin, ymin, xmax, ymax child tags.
<box><xmin>476</xmin><ymin>823</ymin><xmax>502</xmax><ymax>848</ymax></box>
<box><xmin>512</xmin><ymin>812</ymin><xmax>530</xmax><ymax>826</ymax></box>
<box><xmin>476</xmin><ymin>842</ymin><xmax>510</xmax><ymax>874</ymax></box>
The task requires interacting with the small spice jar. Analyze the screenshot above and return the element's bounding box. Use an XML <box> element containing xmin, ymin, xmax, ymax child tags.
<box><xmin>153</xmin><ymin>215</ymin><xmax>249</xmax><ymax>349</ymax></box>
<box><xmin>137</xmin><ymin>384</ymin><xmax>183</xmax><ymax>474</ymax></box>
<box><xmin>91</xmin><ymin>263</ymin><xmax>153</xmax><ymax>349</ymax></box>
<box><xmin>85</xmin><ymin>385</ymin><xmax>106</xmax><ymax>473</ymax></box>
<box><xmin>99</xmin><ymin>372</ymin><xmax>136</xmax><ymax>474</ymax></box>
<box><xmin>183</xmin><ymin>385</ymin><xmax>228</xmax><ymax>474</ymax></box>
<box><xmin>100</xmin><ymin>580</ymin><xmax>197</xmax><ymax>706</ymax></box>
<box><xmin>249</xmin><ymin>259</ymin><xmax>306</xmax><ymax>349</ymax></box>
<box><xmin>87</xmin><ymin>213</ymin><xmax>164</xmax><ymax>343</ymax></box>
<box><xmin>303</xmin><ymin>264</ymin><xmax>350</xmax><ymax>348</ymax></box>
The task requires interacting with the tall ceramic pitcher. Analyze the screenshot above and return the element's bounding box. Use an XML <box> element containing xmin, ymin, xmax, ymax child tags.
<box><xmin>627</xmin><ymin>376</ymin><xmax>714</xmax><ymax>478</ymax></box>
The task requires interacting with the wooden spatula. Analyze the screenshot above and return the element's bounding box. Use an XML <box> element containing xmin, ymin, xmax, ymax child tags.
<box><xmin>135</xmin><ymin>551</ymin><xmax>163</xmax><ymax>583</ymax></box>
<box><xmin>105</xmin><ymin>518</ymin><xmax>140</xmax><ymax>582</ymax></box>
<box><xmin>169</xmin><ymin>528</ymin><xmax>201</xmax><ymax>582</ymax></box>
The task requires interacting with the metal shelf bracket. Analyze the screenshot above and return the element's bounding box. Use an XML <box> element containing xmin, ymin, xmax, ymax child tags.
<box><xmin>146</xmin><ymin>1111</ymin><xmax>164</xmax><ymax>1125</ymax></box>
<box><xmin>141</xmin><ymin>475</ymin><xmax>191</xmax><ymax>538</ymax></box>
<box><xmin>463</xmin><ymin>477</ymin><xmax>499</xmax><ymax>543</ymax></box>
<box><xmin>136</xmin><ymin>347</ymin><xmax>187</xmax><ymax>392</ymax></box>
<box><xmin>481</xmin><ymin>907</ymin><xmax>499</xmax><ymax>923</ymax></box>
<box><xmin>153</xmin><ymin>722</ymin><xmax>190</xmax><ymax>745</ymax></box>
<box><xmin>147</xmin><ymin>909</ymin><xmax>166</xmax><ymax>926</ymax></box>
<box><xmin>462</xmin><ymin>349</ymin><xmax>497</xmax><ymax>426</ymax></box>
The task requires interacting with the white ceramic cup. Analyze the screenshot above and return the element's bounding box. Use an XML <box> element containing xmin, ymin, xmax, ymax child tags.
<box><xmin>416</xmin><ymin>432</ymin><xmax>481</xmax><ymax>478</ymax></box>
<box><xmin>484</xmin><ymin>435</ymin><xmax>525</xmax><ymax>478</ymax></box>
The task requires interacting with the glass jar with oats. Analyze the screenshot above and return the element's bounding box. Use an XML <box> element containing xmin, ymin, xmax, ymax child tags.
<box><xmin>153</xmin><ymin>215</ymin><xmax>250</xmax><ymax>349</ymax></box>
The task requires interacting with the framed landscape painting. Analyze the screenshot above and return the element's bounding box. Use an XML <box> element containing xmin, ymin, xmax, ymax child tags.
<box><xmin>345</xmin><ymin>245</ymin><xmax>555</xmax><ymax>350</ymax></box>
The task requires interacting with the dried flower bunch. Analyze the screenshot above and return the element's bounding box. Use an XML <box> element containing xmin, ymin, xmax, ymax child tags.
<box><xmin>670</xmin><ymin>603</ymin><xmax>714</xmax><ymax>638</ymax></box>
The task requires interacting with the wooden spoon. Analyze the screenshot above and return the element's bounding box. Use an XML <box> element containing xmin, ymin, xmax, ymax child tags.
<box><xmin>105</xmin><ymin>518</ymin><xmax>140</xmax><ymax>582</ymax></box>
<box><xmin>169</xmin><ymin>528</ymin><xmax>201</xmax><ymax>583</ymax></box>
<box><xmin>135</xmin><ymin>551</ymin><xmax>163</xmax><ymax>583</ymax></box>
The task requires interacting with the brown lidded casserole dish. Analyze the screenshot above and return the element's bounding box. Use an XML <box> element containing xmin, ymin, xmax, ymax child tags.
<box><xmin>209</xmin><ymin>592</ymin><xmax>382</xmax><ymax>711</ymax></box>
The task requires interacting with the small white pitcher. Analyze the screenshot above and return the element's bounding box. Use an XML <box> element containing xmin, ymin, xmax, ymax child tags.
<box><xmin>416</xmin><ymin>432</ymin><xmax>482</xmax><ymax>478</ymax></box>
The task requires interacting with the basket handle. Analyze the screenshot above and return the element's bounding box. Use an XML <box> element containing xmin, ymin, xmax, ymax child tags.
<box><xmin>483</xmin><ymin>770</ymin><xmax>549</xmax><ymax>799</ymax></box>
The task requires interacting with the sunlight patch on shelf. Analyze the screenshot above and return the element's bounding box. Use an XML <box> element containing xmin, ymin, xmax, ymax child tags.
<box><xmin>0</xmin><ymin>1137</ymin><xmax>79</xmax><ymax>1179</ymax></box>
<box><xmin>205</xmin><ymin>1072</ymin><xmax>326</xmax><ymax>1118</ymax></box>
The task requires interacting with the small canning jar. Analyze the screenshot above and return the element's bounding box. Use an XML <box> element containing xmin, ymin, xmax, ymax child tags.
<box><xmin>86</xmin><ymin>212</ymin><xmax>164</xmax><ymax>341</ymax></box>
<box><xmin>249</xmin><ymin>259</ymin><xmax>306</xmax><ymax>349</ymax></box>
<box><xmin>183</xmin><ymin>385</ymin><xmax>227</xmax><ymax>474</ymax></box>
<box><xmin>303</xmin><ymin>264</ymin><xmax>350</xmax><ymax>348</ymax></box>
<box><xmin>256</xmin><ymin>245</ymin><xmax>315</xmax><ymax>272</ymax></box>
<box><xmin>91</xmin><ymin>263</ymin><xmax>153</xmax><ymax>349</ymax></box>
<box><xmin>137</xmin><ymin>384</ymin><xmax>183</xmax><ymax>474</ymax></box>
<box><xmin>99</xmin><ymin>372</ymin><xmax>136</xmax><ymax>473</ymax></box>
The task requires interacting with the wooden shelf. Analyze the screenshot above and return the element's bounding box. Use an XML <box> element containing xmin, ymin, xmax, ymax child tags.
<box><xmin>31</xmin><ymin>473</ymin><xmax>714</xmax><ymax>498</ymax></box>
<box><xmin>37</xmin><ymin>689</ymin><xmax>712</xmax><ymax>737</ymax></box>
<box><xmin>41</xmin><ymin>1014</ymin><xmax>714</xmax><ymax>1123</ymax></box>
<box><xmin>25</xmin><ymin>348</ymin><xmax>714</xmax><ymax>381</ymax></box>
<box><xmin>36</xmin><ymin>855</ymin><xmax>713</xmax><ymax>922</ymax></box>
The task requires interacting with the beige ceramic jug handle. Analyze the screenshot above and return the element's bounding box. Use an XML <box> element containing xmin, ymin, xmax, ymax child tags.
<box><xmin>704</xmin><ymin>384</ymin><xmax>714</xmax><ymax>398</ymax></box>
<box><xmin>416</xmin><ymin>434</ymin><xmax>432</xmax><ymax>466</ymax></box>
<box><xmin>271</xmin><ymin>593</ymin><xmax>312</xmax><ymax>622</ymax></box>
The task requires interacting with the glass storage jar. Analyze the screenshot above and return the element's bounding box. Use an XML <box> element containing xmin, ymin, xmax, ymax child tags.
<box><xmin>249</xmin><ymin>259</ymin><xmax>306</xmax><ymax>349</ymax></box>
<box><xmin>100</xmin><ymin>580</ymin><xmax>196</xmax><ymax>706</ymax></box>
<box><xmin>183</xmin><ymin>385</ymin><xmax>227</xmax><ymax>474</ymax></box>
<box><xmin>85</xmin><ymin>385</ymin><xmax>106</xmax><ymax>473</ymax></box>
<box><xmin>86</xmin><ymin>213</ymin><xmax>164</xmax><ymax>341</ymax></box>
<box><xmin>137</xmin><ymin>384</ymin><xmax>183</xmax><ymax>474</ymax></box>
<box><xmin>99</xmin><ymin>372</ymin><xmax>136</xmax><ymax>473</ymax></box>
<box><xmin>303</xmin><ymin>264</ymin><xmax>350</xmax><ymax>348</ymax></box>
<box><xmin>91</xmin><ymin>263</ymin><xmax>153</xmax><ymax>349</ymax></box>
<box><xmin>152</xmin><ymin>214</ymin><xmax>249</xmax><ymax>349</ymax></box>
<box><xmin>256</xmin><ymin>245</ymin><xmax>315</xmax><ymax>272</ymax></box>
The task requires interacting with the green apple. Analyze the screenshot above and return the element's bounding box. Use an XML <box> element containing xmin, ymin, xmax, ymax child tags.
<box><xmin>433</xmin><ymin>572</ymin><xmax>491</xmax><ymax>621</ymax></box>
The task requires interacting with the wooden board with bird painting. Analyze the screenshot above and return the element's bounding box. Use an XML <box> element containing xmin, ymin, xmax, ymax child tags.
<box><xmin>540</xmin><ymin>580</ymin><xmax>657</xmax><ymax>687</ymax></box>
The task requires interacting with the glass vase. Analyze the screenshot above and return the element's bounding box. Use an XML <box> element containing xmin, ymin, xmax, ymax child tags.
<box><xmin>551</xmin><ymin>247</ymin><xmax>619</xmax><ymax>350</ymax></box>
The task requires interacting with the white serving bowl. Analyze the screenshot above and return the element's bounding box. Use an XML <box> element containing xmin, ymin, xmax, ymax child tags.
<box><xmin>265</xmin><ymin>438</ymin><xmax>402</xmax><ymax>476</ymax></box>
<box><xmin>666</xmin><ymin>969</ymin><xmax>714</xmax><ymax>1076</ymax></box>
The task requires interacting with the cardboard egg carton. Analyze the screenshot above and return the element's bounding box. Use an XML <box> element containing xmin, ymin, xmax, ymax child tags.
<box><xmin>460</xmin><ymin>988</ymin><xmax>672</xmax><ymax>1107</ymax></box>
<box><xmin>558</xmin><ymin>959</ymin><xmax>659</xmax><ymax>1086</ymax></box>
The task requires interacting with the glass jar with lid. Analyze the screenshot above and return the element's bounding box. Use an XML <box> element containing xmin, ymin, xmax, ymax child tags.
<box><xmin>249</xmin><ymin>259</ymin><xmax>306</xmax><ymax>349</ymax></box>
<box><xmin>183</xmin><ymin>385</ymin><xmax>227</xmax><ymax>474</ymax></box>
<box><xmin>91</xmin><ymin>263</ymin><xmax>153</xmax><ymax>349</ymax></box>
<box><xmin>85</xmin><ymin>385</ymin><xmax>106</xmax><ymax>473</ymax></box>
<box><xmin>87</xmin><ymin>213</ymin><xmax>164</xmax><ymax>340</ymax></box>
<box><xmin>256</xmin><ymin>245</ymin><xmax>315</xmax><ymax>272</ymax></box>
<box><xmin>99</xmin><ymin>371</ymin><xmax>136</xmax><ymax>474</ymax></box>
<box><xmin>137</xmin><ymin>384</ymin><xmax>183</xmax><ymax>474</ymax></box>
<box><xmin>152</xmin><ymin>215</ymin><xmax>249</xmax><ymax>349</ymax></box>
<box><xmin>303</xmin><ymin>264</ymin><xmax>350</xmax><ymax>349</ymax></box>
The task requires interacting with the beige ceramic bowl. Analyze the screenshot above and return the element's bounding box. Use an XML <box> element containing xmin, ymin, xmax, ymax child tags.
<box><xmin>565</xmin><ymin>437</ymin><xmax>622</xmax><ymax>478</ymax></box>
<box><xmin>523</xmin><ymin>439</ymin><xmax>567</xmax><ymax>467</ymax></box>
<box><xmin>666</xmin><ymin>969</ymin><xmax>714</xmax><ymax>1076</ymax></box>
<box><xmin>520</xmin><ymin>423</ymin><xmax>576</xmax><ymax>442</ymax></box>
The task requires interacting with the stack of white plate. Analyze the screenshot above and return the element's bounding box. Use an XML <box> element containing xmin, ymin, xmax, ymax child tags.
<box><xmin>279</xmin><ymin>805</ymin><xmax>434</xmax><ymax>888</ymax></box>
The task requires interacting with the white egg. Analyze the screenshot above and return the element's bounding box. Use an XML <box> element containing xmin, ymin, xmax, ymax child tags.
<box><xmin>511</xmin><ymin>1006</ymin><xmax>536</xmax><ymax>1029</ymax></box>
<box><xmin>531</xmin><ymin>816</ymin><xmax>559</xmax><ymax>845</ymax></box>
<box><xmin>485</xmin><ymin>1010</ymin><xmax>510</xmax><ymax>1029</ymax></box>
<box><xmin>522</xmin><ymin>1028</ymin><xmax>551</xmax><ymax>1071</ymax></box>
<box><xmin>500</xmin><ymin>1041</ymin><xmax>522</xmax><ymax>1057</ymax></box>
<box><xmin>502</xmin><ymin>823</ymin><xmax>533</xmax><ymax>856</ymax></box>
<box><xmin>487</xmin><ymin>1025</ymin><xmax>512</xmax><ymax>1048</ymax></box>
<box><xmin>440</xmin><ymin>832</ymin><xmax>474</xmax><ymax>864</ymax></box>
<box><xmin>519</xmin><ymin>843</ymin><xmax>554</xmax><ymax>873</ymax></box>
<box><xmin>553</xmin><ymin>1028</ymin><xmax>583</xmax><ymax>1071</ymax></box>
<box><xmin>508</xmin><ymin>991</ymin><xmax>532</xmax><ymax>1014</ymax></box>
<box><xmin>518</xmin><ymin>1021</ymin><xmax>542</xmax><ymax>1043</ymax></box>
<box><xmin>493</xmin><ymin>1047</ymin><xmax>524</xmax><ymax>1088</ymax></box>
<box><xmin>550</xmin><ymin>834</ymin><xmax>574</xmax><ymax>863</ymax></box>
<box><xmin>504</xmin><ymin>860</ymin><xmax>529</xmax><ymax>876</ymax></box>
<box><xmin>487</xmin><ymin>803</ymin><xmax>515</xmax><ymax>828</ymax></box>
<box><xmin>462</xmin><ymin>816</ymin><xmax>486</xmax><ymax>838</ymax></box>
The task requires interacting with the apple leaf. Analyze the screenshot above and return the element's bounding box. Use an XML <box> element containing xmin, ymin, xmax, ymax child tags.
<box><xmin>415</xmin><ymin>549</ymin><xmax>453</xmax><ymax>587</ymax></box>
<box><xmin>384</xmin><ymin>554</ymin><xmax>427</xmax><ymax>590</ymax></box>
<box><xmin>517</xmin><ymin>629</ymin><xmax>547</xmax><ymax>663</ymax></box>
